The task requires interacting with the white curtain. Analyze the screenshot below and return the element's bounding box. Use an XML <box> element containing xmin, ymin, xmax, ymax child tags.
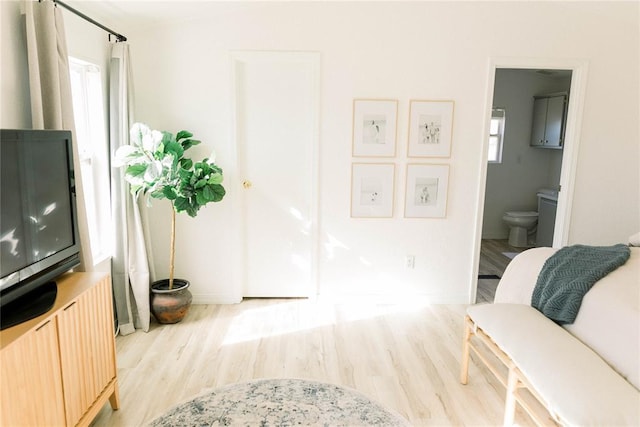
<box><xmin>110</xmin><ymin>43</ymin><xmax>152</xmax><ymax>333</ymax></box>
<box><xmin>23</xmin><ymin>0</ymin><xmax>93</xmax><ymax>271</ymax></box>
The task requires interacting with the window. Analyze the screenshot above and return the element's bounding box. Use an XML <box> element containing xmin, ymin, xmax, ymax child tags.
<box><xmin>488</xmin><ymin>108</ymin><xmax>505</xmax><ymax>163</ymax></box>
<box><xmin>69</xmin><ymin>57</ymin><xmax>112</xmax><ymax>264</ymax></box>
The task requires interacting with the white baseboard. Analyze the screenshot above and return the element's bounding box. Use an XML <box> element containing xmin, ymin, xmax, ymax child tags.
<box><xmin>315</xmin><ymin>293</ymin><xmax>470</xmax><ymax>305</ymax></box>
<box><xmin>191</xmin><ymin>293</ymin><xmax>469</xmax><ymax>305</ymax></box>
<box><xmin>192</xmin><ymin>293</ymin><xmax>242</xmax><ymax>305</ymax></box>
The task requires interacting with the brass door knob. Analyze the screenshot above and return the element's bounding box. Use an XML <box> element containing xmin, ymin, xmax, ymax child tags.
<box><xmin>242</xmin><ymin>180</ymin><xmax>252</xmax><ymax>189</ymax></box>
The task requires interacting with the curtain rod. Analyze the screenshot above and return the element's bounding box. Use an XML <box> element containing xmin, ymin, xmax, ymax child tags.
<box><xmin>50</xmin><ymin>0</ymin><xmax>127</xmax><ymax>42</ymax></box>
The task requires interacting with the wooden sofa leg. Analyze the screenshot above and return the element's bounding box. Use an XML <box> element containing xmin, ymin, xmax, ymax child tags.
<box><xmin>460</xmin><ymin>315</ymin><xmax>472</xmax><ymax>385</ymax></box>
<box><xmin>503</xmin><ymin>366</ymin><xmax>518</xmax><ymax>426</ymax></box>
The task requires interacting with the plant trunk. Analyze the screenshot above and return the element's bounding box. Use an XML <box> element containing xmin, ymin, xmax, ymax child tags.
<box><xmin>169</xmin><ymin>204</ymin><xmax>176</xmax><ymax>290</ymax></box>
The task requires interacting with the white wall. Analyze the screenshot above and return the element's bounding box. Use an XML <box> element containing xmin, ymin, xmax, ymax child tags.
<box><xmin>482</xmin><ymin>69</ymin><xmax>571</xmax><ymax>239</ymax></box>
<box><xmin>3</xmin><ymin>2</ymin><xmax>639</xmax><ymax>303</ymax></box>
<box><xmin>123</xmin><ymin>2</ymin><xmax>639</xmax><ymax>303</ymax></box>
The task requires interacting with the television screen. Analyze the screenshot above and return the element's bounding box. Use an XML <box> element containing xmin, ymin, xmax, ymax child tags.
<box><xmin>0</xmin><ymin>129</ymin><xmax>81</xmax><ymax>328</ymax></box>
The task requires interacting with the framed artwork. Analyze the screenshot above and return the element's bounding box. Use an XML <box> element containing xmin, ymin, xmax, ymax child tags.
<box><xmin>352</xmin><ymin>99</ymin><xmax>398</xmax><ymax>157</ymax></box>
<box><xmin>404</xmin><ymin>164</ymin><xmax>449</xmax><ymax>218</ymax></box>
<box><xmin>351</xmin><ymin>163</ymin><xmax>395</xmax><ymax>218</ymax></box>
<box><xmin>407</xmin><ymin>100</ymin><xmax>455</xmax><ymax>158</ymax></box>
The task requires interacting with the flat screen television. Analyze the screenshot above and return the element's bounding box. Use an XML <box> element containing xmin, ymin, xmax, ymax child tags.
<box><xmin>1</xmin><ymin>129</ymin><xmax>81</xmax><ymax>330</ymax></box>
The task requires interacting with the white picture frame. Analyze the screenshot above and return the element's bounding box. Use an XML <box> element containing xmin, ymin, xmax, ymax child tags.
<box><xmin>407</xmin><ymin>100</ymin><xmax>455</xmax><ymax>158</ymax></box>
<box><xmin>351</xmin><ymin>163</ymin><xmax>395</xmax><ymax>218</ymax></box>
<box><xmin>352</xmin><ymin>99</ymin><xmax>398</xmax><ymax>157</ymax></box>
<box><xmin>404</xmin><ymin>164</ymin><xmax>449</xmax><ymax>218</ymax></box>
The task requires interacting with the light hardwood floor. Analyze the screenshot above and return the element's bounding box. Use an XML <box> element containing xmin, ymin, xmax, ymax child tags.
<box><xmin>476</xmin><ymin>239</ymin><xmax>527</xmax><ymax>304</ymax></box>
<box><xmin>92</xmin><ymin>298</ymin><xmax>535</xmax><ymax>426</ymax></box>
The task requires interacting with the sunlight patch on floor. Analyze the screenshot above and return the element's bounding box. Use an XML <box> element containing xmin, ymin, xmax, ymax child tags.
<box><xmin>221</xmin><ymin>298</ymin><xmax>431</xmax><ymax>346</ymax></box>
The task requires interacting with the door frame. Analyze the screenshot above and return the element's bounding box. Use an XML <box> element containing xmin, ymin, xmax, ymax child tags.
<box><xmin>229</xmin><ymin>50</ymin><xmax>321</xmax><ymax>298</ymax></box>
<box><xmin>469</xmin><ymin>57</ymin><xmax>589</xmax><ymax>303</ymax></box>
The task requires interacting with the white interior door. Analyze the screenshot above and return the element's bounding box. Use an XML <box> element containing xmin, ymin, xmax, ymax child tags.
<box><xmin>232</xmin><ymin>51</ymin><xmax>319</xmax><ymax>297</ymax></box>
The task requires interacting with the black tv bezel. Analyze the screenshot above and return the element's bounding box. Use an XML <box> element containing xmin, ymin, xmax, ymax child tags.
<box><xmin>0</xmin><ymin>129</ymin><xmax>82</xmax><ymax>308</ymax></box>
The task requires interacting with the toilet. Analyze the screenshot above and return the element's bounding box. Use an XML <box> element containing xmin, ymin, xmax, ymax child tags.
<box><xmin>502</xmin><ymin>211</ymin><xmax>539</xmax><ymax>247</ymax></box>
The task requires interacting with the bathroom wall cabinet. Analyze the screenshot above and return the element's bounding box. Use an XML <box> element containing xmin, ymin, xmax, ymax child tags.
<box><xmin>0</xmin><ymin>272</ymin><xmax>119</xmax><ymax>427</ymax></box>
<box><xmin>530</xmin><ymin>93</ymin><xmax>568</xmax><ymax>149</ymax></box>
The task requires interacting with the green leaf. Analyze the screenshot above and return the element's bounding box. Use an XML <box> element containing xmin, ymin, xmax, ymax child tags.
<box><xmin>196</xmin><ymin>189</ymin><xmax>207</xmax><ymax>205</ymax></box>
<box><xmin>178</xmin><ymin>168</ymin><xmax>192</xmax><ymax>180</ymax></box>
<box><xmin>180</xmin><ymin>158</ymin><xmax>193</xmax><ymax>170</ymax></box>
<box><xmin>154</xmin><ymin>143</ymin><xmax>165</xmax><ymax>158</ymax></box>
<box><xmin>150</xmin><ymin>189</ymin><xmax>166</xmax><ymax>199</ymax></box>
<box><xmin>186</xmin><ymin>205</ymin><xmax>198</xmax><ymax>217</ymax></box>
<box><xmin>194</xmin><ymin>179</ymin><xmax>207</xmax><ymax>189</ymax></box>
<box><xmin>208</xmin><ymin>172</ymin><xmax>223</xmax><ymax>184</ymax></box>
<box><xmin>125</xmin><ymin>164</ymin><xmax>147</xmax><ymax>178</ymax></box>
<box><xmin>205</xmin><ymin>184</ymin><xmax>225</xmax><ymax>202</ymax></box>
<box><xmin>164</xmin><ymin>141</ymin><xmax>184</xmax><ymax>159</ymax></box>
<box><xmin>181</xmin><ymin>138</ymin><xmax>201</xmax><ymax>151</ymax></box>
<box><xmin>174</xmin><ymin>197</ymin><xmax>190</xmax><ymax>212</ymax></box>
<box><xmin>200</xmin><ymin>185</ymin><xmax>213</xmax><ymax>202</ymax></box>
<box><xmin>176</xmin><ymin>130</ymin><xmax>193</xmax><ymax>141</ymax></box>
<box><xmin>196</xmin><ymin>159</ymin><xmax>208</xmax><ymax>167</ymax></box>
<box><xmin>162</xmin><ymin>186</ymin><xmax>177</xmax><ymax>200</ymax></box>
<box><xmin>161</xmin><ymin>131</ymin><xmax>174</xmax><ymax>144</ymax></box>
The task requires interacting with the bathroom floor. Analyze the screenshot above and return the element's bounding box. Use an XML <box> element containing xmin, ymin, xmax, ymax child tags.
<box><xmin>477</xmin><ymin>239</ymin><xmax>527</xmax><ymax>303</ymax></box>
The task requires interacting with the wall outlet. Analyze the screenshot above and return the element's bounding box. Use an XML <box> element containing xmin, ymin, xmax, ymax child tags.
<box><xmin>405</xmin><ymin>255</ymin><xmax>415</xmax><ymax>269</ymax></box>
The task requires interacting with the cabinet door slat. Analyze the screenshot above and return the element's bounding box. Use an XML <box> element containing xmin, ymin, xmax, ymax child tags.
<box><xmin>0</xmin><ymin>319</ymin><xmax>66</xmax><ymax>426</ymax></box>
<box><xmin>58</xmin><ymin>276</ymin><xmax>117</xmax><ymax>426</ymax></box>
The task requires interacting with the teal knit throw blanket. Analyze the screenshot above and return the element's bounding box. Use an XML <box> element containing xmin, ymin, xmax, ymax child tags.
<box><xmin>531</xmin><ymin>244</ymin><xmax>631</xmax><ymax>325</ymax></box>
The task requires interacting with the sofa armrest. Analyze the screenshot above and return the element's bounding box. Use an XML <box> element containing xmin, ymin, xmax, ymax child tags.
<box><xmin>494</xmin><ymin>247</ymin><xmax>557</xmax><ymax>304</ymax></box>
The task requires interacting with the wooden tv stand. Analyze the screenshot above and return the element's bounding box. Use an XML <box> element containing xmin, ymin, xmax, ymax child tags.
<box><xmin>1</xmin><ymin>272</ymin><xmax>120</xmax><ymax>426</ymax></box>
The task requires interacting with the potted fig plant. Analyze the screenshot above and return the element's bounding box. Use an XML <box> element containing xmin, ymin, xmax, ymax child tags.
<box><xmin>114</xmin><ymin>122</ymin><xmax>225</xmax><ymax>324</ymax></box>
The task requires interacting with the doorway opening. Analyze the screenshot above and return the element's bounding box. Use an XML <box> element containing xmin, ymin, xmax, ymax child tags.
<box><xmin>471</xmin><ymin>59</ymin><xmax>589</xmax><ymax>304</ymax></box>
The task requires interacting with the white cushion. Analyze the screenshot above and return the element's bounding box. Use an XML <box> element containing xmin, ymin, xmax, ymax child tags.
<box><xmin>494</xmin><ymin>247</ymin><xmax>557</xmax><ymax>304</ymax></box>
<box><xmin>564</xmin><ymin>248</ymin><xmax>640</xmax><ymax>391</ymax></box>
<box><xmin>468</xmin><ymin>303</ymin><xmax>640</xmax><ymax>426</ymax></box>
<box><xmin>495</xmin><ymin>247</ymin><xmax>640</xmax><ymax>391</ymax></box>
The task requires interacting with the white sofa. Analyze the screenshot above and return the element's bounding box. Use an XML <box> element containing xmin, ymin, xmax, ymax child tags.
<box><xmin>461</xmin><ymin>246</ymin><xmax>640</xmax><ymax>426</ymax></box>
